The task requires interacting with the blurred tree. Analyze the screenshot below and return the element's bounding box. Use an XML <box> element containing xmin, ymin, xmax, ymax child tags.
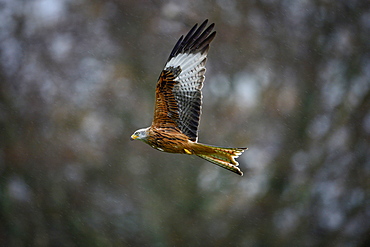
<box><xmin>0</xmin><ymin>0</ymin><xmax>369</xmax><ymax>246</ymax></box>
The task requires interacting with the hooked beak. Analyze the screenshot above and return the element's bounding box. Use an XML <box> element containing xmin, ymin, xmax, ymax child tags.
<box><xmin>130</xmin><ymin>134</ymin><xmax>138</xmax><ymax>141</ymax></box>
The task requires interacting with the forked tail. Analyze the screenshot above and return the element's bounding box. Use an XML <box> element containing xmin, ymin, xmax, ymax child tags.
<box><xmin>193</xmin><ymin>143</ymin><xmax>247</xmax><ymax>176</ymax></box>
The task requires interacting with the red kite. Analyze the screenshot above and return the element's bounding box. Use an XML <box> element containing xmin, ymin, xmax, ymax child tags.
<box><xmin>131</xmin><ymin>20</ymin><xmax>247</xmax><ymax>175</ymax></box>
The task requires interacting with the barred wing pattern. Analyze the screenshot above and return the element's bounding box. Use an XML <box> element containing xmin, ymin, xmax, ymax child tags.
<box><xmin>152</xmin><ymin>20</ymin><xmax>216</xmax><ymax>142</ymax></box>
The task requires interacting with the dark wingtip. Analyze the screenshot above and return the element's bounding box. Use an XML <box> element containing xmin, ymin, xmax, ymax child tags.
<box><xmin>167</xmin><ymin>19</ymin><xmax>216</xmax><ymax>61</ymax></box>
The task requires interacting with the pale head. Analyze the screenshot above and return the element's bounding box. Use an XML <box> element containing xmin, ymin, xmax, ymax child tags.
<box><xmin>130</xmin><ymin>127</ymin><xmax>149</xmax><ymax>141</ymax></box>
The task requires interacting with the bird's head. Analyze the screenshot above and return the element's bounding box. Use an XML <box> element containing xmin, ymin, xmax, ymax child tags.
<box><xmin>130</xmin><ymin>127</ymin><xmax>149</xmax><ymax>141</ymax></box>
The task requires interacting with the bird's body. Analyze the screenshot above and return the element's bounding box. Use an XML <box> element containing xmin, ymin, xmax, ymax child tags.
<box><xmin>131</xmin><ymin>20</ymin><xmax>247</xmax><ymax>175</ymax></box>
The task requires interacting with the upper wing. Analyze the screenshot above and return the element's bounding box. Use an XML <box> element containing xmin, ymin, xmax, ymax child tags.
<box><xmin>152</xmin><ymin>20</ymin><xmax>216</xmax><ymax>142</ymax></box>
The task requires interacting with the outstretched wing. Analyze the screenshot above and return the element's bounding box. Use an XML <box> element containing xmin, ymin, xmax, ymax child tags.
<box><xmin>152</xmin><ymin>20</ymin><xmax>216</xmax><ymax>142</ymax></box>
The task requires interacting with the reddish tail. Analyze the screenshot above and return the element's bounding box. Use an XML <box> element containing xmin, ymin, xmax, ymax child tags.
<box><xmin>193</xmin><ymin>143</ymin><xmax>247</xmax><ymax>176</ymax></box>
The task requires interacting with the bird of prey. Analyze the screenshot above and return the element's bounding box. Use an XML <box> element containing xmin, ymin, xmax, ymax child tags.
<box><xmin>130</xmin><ymin>20</ymin><xmax>247</xmax><ymax>175</ymax></box>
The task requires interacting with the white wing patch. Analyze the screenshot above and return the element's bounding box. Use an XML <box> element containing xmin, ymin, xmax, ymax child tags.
<box><xmin>165</xmin><ymin>52</ymin><xmax>207</xmax><ymax>91</ymax></box>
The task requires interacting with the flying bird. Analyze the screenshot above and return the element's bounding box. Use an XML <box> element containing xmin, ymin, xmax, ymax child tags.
<box><xmin>130</xmin><ymin>20</ymin><xmax>247</xmax><ymax>175</ymax></box>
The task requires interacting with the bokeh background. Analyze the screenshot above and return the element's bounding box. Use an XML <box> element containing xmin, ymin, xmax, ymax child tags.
<box><xmin>1</xmin><ymin>0</ymin><xmax>369</xmax><ymax>246</ymax></box>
